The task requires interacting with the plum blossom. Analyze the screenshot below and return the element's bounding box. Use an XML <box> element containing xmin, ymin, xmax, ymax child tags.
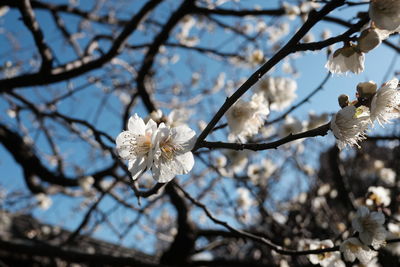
<box><xmin>340</xmin><ymin>237</ymin><xmax>378</xmax><ymax>264</ymax></box>
<box><xmin>152</xmin><ymin>123</ymin><xmax>196</xmax><ymax>183</ymax></box>
<box><xmin>330</xmin><ymin>105</ymin><xmax>371</xmax><ymax>150</ymax></box>
<box><xmin>226</xmin><ymin>93</ymin><xmax>269</xmax><ymax>140</ymax></box>
<box><xmin>325</xmin><ymin>45</ymin><xmax>365</xmax><ymax>74</ymax></box>
<box><xmin>116</xmin><ymin>114</ymin><xmax>158</xmax><ymax>180</ymax></box>
<box><xmin>247</xmin><ymin>159</ymin><xmax>276</xmax><ymax>185</ymax></box>
<box><xmin>352</xmin><ymin>206</ymin><xmax>387</xmax><ymax>249</ymax></box>
<box><xmin>307</xmin><ymin>239</ymin><xmax>345</xmax><ymax>267</ymax></box>
<box><xmin>116</xmin><ymin>114</ymin><xmax>196</xmax><ymax>182</ymax></box>
<box><xmin>370</xmin><ymin>78</ymin><xmax>400</xmax><ymax>126</ymax></box>
<box><xmin>282</xmin><ymin>2</ymin><xmax>300</xmax><ymax>20</ymax></box>
<box><xmin>236</xmin><ymin>187</ymin><xmax>253</xmax><ymax>211</ymax></box>
<box><xmin>35</xmin><ymin>193</ymin><xmax>52</xmax><ymax>210</ymax></box>
<box><xmin>255</xmin><ymin>76</ymin><xmax>297</xmax><ymax>111</ymax></box>
<box><xmin>366</xmin><ymin>186</ymin><xmax>391</xmax><ymax>207</ymax></box>
<box><xmin>369</xmin><ymin>0</ymin><xmax>400</xmax><ymax>32</ymax></box>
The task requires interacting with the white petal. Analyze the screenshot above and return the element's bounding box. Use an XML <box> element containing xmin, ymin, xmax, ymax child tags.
<box><xmin>171</xmin><ymin>125</ymin><xmax>196</xmax><ymax>151</ymax></box>
<box><xmin>128</xmin><ymin>157</ymin><xmax>147</xmax><ymax>180</ymax></box>
<box><xmin>116</xmin><ymin>131</ymin><xmax>135</xmax><ymax>159</ymax></box>
<box><xmin>128</xmin><ymin>114</ymin><xmax>146</xmax><ymax>135</ymax></box>
<box><xmin>145</xmin><ymin>118</ymin><xmax>158</xmax><ymax>133</ymax></box>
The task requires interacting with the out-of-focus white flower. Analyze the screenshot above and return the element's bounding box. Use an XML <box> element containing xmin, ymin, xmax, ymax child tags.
<box><xmin>152</xmin><ymin>123</ymin><xmax>196</xmax><ymax>183</ymax></box>
<box><xmin>352</xmin><ymin>206</ymin><xmax>387</xmax><ymax>249</ymax></box>
<box><xmin>225</xmin><ymin>150</ymin><xmax>250</xmax><ymax>174</ymax></box>
<box><xmin>307</xmin><ymin>239</ymin><xmax>345</xmax><ymax>267</ymax></box>
<box><xmin>78</xmin><ymin>176</ymin><xmax>95</xmax><ymax>192</ymax></box>
<box><xmin>300</xmin><ymin>1</ymin><xmax>320</xmax><ymax>14</ymax></box>
<box><xmin>366</xmin><ymin>186</ymin><xmax>391</xmax><ymax>207</ymax></box>
<box><xmin>249</xmin><ymin>49</ymin><xmax>264</xmax><ymax>65</ymax></box>
<box><xmin>340</xmin><ymin>237</ymin><xmax>378</xmax><ymax>264</ymax></box>
<box><xmin>282</xmin><ymin>2</ymin><xmax>300</xmax><ymax>20</ymax></box>
<box><xmin>176</xmin><ymin>15</ymin><xmax>199</xmax><ymax>46</ymax></box>
<box><xmin>278</xmin><ymin>116</ymin><xmax>303</xmax><ymax>138</ymax></box>
<box><xmin>226</xmin><ymin>93</ymin><xmax>269</xmax><ymax>140</ymax></box>
<box><xmin>330</xmin><ymin>105</ymin><xmax>371</xmax><ymax>150</ymax></box>
<box><xmin>369</xmin><ymin>0</ymin><xmax>400</xmax><ymax>32</ymax></box>
<box><xmin>386</xmin><ymin>223</ymin><xmax>400</xmax><ymax>256</ymax></box>
<box><xmin>370</xmin><ymin>78</ymin><xmax>400</xmax><ymax>126</ymax></box>
<box><xmin>307</xmin><ymin>112</ymin><xmax>329</xmax><ymax>130</ymax></box>
<box><xmin>266</xmin><ymin>23</ymin><xmax>290</xmax><ymax>43</ymax></box>
<box><xmin>35</xmin><ymin>193</ymin><xmax>52</xmax><ymax>210</ymax></box>
<box><xmin>247</xmin><ymin>159</ymin><xmax>276</xmax><ymax>185</ymax></box>
<box><xmin>255</xmin><ymin>76</ymin><xmax>297</xmax><ymax>111</ymax></box>
<box><xmin>325</xmin><ymin>46</ymin><xmax>365</xmax><ymax>74</ymax></box>
<box><xmin>236</xmin><ymin>187</ymin><xmax>253</xmax><ymax>210</ymax></box>
<box><xmin>116</xmin><ymin>114</ymin><xmax>158</xmax><ymax>180</ymax></box>
<box><xmin>378</xmin><ymin>167</ymin><xmax>396</xmax><ymax>185</ymax></box>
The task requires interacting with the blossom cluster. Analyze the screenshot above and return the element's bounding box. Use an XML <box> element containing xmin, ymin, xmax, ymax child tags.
<box><xmin>330</xmin><ymin>77</ymin><xmax>400</xmax><ymax>150</ymax></box>
<box><xmin>325</xmin><ymin>0</ymin><xmax>400</xmax><ymax>74</ymax></box>
<box><xmin>340</xmin><ymin>206</ymin><xmax>386</xmax><ymax>264</ymax></box>
<box><xmin>226</xmin><ymin>76</ymin><xmax>298</xmax><ymax>141</ymax></box>
<box><xmin>116</xmin><ymin>113</ymin><xmax>196</xmax><ymax>183</ymax></box>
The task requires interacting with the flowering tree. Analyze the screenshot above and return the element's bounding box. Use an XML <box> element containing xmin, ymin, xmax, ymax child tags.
<box><xmin>0</xmin><ymin>0</ymin><xmax>400</xmax><ymax>266</ymax></box>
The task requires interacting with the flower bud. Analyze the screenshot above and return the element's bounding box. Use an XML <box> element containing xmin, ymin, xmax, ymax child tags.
<box><xmin>357</xmin><ymin>81</ymin><xmax>377</xmax><ymax>98</ymax></box>
<box><xmin>357</xmin><ymin>28</ymin><xmax>382</xmax><ymax>53</ymax></box>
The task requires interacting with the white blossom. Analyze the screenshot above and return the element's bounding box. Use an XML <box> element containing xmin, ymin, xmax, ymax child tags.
<box><xmin>152</xmin><ymin>123</ymin><xmax>196</xmax><ymax>183</ymax></box>
<box><xmin>282</xmin><ymin>2</ymin><xmax>300</xmax><ymax>20</ymax></box>
<box><xmin>116</xmin><ymin>114</ymin><xmax>158</xmax><ymax>180</ymax></box>
<box><xmin>278</xmin><ymin>116</ymin><xmax>304</xmax><ymax>138</ymax></box>
<box><xmin>35</xmin><ymin>193</ymin><xmax>52</xmax><ymax>210</ymax></box>
<box><xmin>325</xmin><ymin>46</ymin><xmax>365</xmax><ymax>74</ymax></box>
<box><xmin>307</xmin><ymin>112</ymin><xmax>329</xmax><ymax>130</ymax></box>
<box><xmin>78</xmin><ymin>176</ymin><xmax>95</xmax><ymax>192</ymax></box>
<box><xmin>370</xmin><ymin>78</ymin><xmax>400</xmax><ymax>126</ymax></box>
<box><xmin>236</xmin><ymin>187</ymin><xmax>253</xmax><ymax>211</ymax></box>
<box><xmin>330</xmin><ymin>105</ymin><xmax>371</xmax><ymax>150</ymax></box>
<box><xmin>369</xmin><ymin>0</ymin><xmax>400</xmax><ymax>32</ymax></box>
<box><xmin>226</xmin><ymin>93</ymin><xmax>269</xmax><ymax>140</ymax></box>
<box><xmin>378</xmin><ymin>167</ymin><xmax>396</xmax><ymax>185</ymax></box>
<box><xmin>255</xmin><ymin>76</ymin><xmax>297</xmax><ymax>111</ymax></box>
<box><xmin>249</xmin><ymin>49</ymin><xmax>264</xmax><ymax>65</ymax></box>
<box><xmin>366</xmin><ymin>186</ymin><xmax>391</xmax><ymax>207</ymax></box>
<box><xmin>340</xmin><ymin>237</ymin><xmax>378</xmax><ymax>264</ymax></box>
<box><xmin>247</xmin><ymin>159</ymin><xmax>276</xmax><ymax>185</ymax></box>
<box><xmin>307</xmin><ymin>239</ymin><xmax>345</xmax><ymax>267</ymax></box>
<box><xmin>352</xmin><ymin>206</ymin><xmax>387</xmax><ymax>249</ymax></box>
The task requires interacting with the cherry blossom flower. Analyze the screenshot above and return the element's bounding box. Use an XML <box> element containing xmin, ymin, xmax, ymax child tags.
<box><xmin>340</xmin><ymin>237</ymin><xmax>378</xmax><ymax>264</ymax></box>
<box><xmin>226</xmin><ymin>93</ymin><xmax>269</xmax><ymax>140</ymax></box>
<box><xmin>116</xmin><ymin>114</ymin><xmax>158</xmax><ymax>180</ymax></box>
<box><xmin>369</xmin><ymin>0</ymin><xmax>400</xmax><ymax>32</ymax></box>
<box><xmin>325</xmin><ymin>46</ymin><xmax>365</xmax><ymax>74</ymax></box>
<box><xmin>370</xmin><ymin>78</ymin><xmax>400</xmax><ymax>126</ymax></box>
<box><xmin>255</xmin><ymin>76</ymin><xmax>297</xmax><ymax>111</ymax></box>
<box><xmin>352</xmin><ymin>206</ymin><xmax>387</xmax><ymax>249</ymax></box>
<box><xmin>152</xmin><ymin>123</ymin><xmax>196</xmax><ymax>183</ymax></box>
<box><xmin>330</xmin><ymin>105</ymin><xmax>371</xmax><ymax>150</ymax></box>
